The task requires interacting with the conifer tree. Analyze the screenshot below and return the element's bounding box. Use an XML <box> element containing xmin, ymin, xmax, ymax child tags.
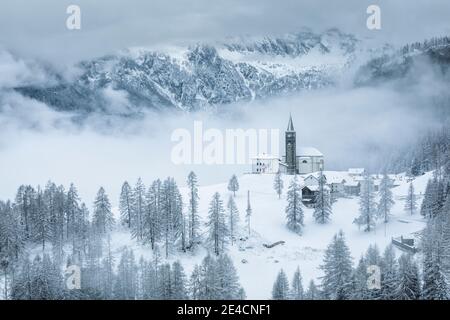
<box><xmin>395</xmin><ymin>254</ymin><xmax>421</xmax><ymax>300</ymax></box>
<box><xmin>187</xmin><ymin>172</ymin><xmax>201</xmax><ymax>251</ymax></box>
<box><xmin>93</xmin><ymin>187</ymin><xmax>115</xmax><ymax>234</ymax></box>
<box><xmin>160</xmin><ymin>178</ymin><xmax>184</xmax><ymax>258</ymax></box>
<box><xmin>114</xmin><ymin>248</ymin><xmax>137</xmax><ymax>300</ymax></box>
<box><xmin>421</xmin><ymin>220</ymin><xmax>449</xmax><ymax>300</ymax></box>
<box><xmin>119</xmin><ymin>181</ymin><xmax>133</xmax><ymax>229</ymax></box>
<box><xmin>305</xmin><ymin>280</ymin><xmax>320</xmax><ymax>300</ymax></box>
<box><xmin>171</xmin><ymin>261</ymin><xmax>188</xmax><ymax>300</ymax></box>
<box><xmin>33</xmin><ymin>187</ymin><xmax>51</xmax><ymax>251</ymax></box>
<box><xmin>380</xmin><ymin>244</ymin><xmax>398</xmax><ymax>300</ymax></box>
<box><xmin>404</xmin><ymin>182</ymin><xmax>417</xmax><ymax>215</ymax></box>
<box><xmin>290</xmin><ymin>266</ymin><xmax>304</xmax><ymax>300</ymax></box>
<box><xmin>422</xmin><ymin>249</ymin><xmax>449</xmax><ymax>300</ymax></box>
<box><xmin>216</xmin><ymin>254</ymin><xmax>242</xmax><ymax>299</ymax></box>
<box><xmin>245</xmin><ymin>191</ymin><xmax>252</xmax><ymax>237</ymax></box>
<box><xmin>285</xmin><ymin>176</ymin><xmax>304</xmax><ymax>234</ymax></box>
<box><xmin>197</xmin><ymin>254</ymin><xmax>219</xmax><ymax>300</ymax></box>
<box><xmin>320</xmin><ymin>231</ymin><xmax>353</xmax><ymax>300</ymax></box>
<box><xmin>228</xmin><ymin>175</ymin><xmax>239</xmax><ymax>197</ymax></box>
<box><xmin>351</xmin><ymin>256</ymin><xmax>369</xmax><ymax>300</ymax></box>
<box><xmin>227</xmin><ymin>196</ymin><xmax>240</xmax><ymax>246</ymax></box>
<box><xmin>65</xmin><ymin>184</ymin><xmax>82</xmax><ymax>245</ymax></box>
<box><xmin>378</xmin><ymin>172</ymin><xmax>395</xmax><ymax>224</ymax></box>
<box><xmin>189</xmin><ymin>264</ymin><xmax>202</xmax><ymax>300</ymax></box>
<box><xmin>206</xmin><ymin>193</ymin><xmax>228</xmax><ymax>256</ymax></box>
<box><xmin>354</xmin><ymin>174</ymin><xmax>377</xmax><ymax>232</ymax></box>
<box><xmin>144</xmin><ymin>179</ymin><xmax>162</xmax><ymax>250</ymax></box>
<box><xmin>131</xmin><ymin>178</ymin><xmax>146</xmax><ymax>241</ymax></box>
<box><xmin>313</xmin><ymin>170</ymin><xmax>332</xmax><ymax>224</ymax></box>
<box><xmin>272</xmin><ymin>269</ymin><xmax>290</xmax><ymax>300</ymax></box>
<box><xmin>273</xmin><ymin>171</ymin><xmax>284</xmax><ymax>199</ymax></box>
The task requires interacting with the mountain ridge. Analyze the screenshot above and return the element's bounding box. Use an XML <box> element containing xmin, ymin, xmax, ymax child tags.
<box><xmin>8</xmin><ymin>31</ymin><xmax>450</xmax><ymax>116</ymax></box>
<box><xmin>13</xmin><ymin>28</ymin><xmax>360</xmax><ymax>114</ymax></box>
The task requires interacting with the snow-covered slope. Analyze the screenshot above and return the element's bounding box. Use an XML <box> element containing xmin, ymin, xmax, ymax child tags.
<box><xmin>106</xmin><ymin>171</ymin><xmax>430</xmax><ymax>299</ymax></box>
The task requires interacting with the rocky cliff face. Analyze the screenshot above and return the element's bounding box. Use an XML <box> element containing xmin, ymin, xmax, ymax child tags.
<box><xmin>14</xmin><ymin>28</ymin><xmax>360</xmax><ymax>114</ymax></box>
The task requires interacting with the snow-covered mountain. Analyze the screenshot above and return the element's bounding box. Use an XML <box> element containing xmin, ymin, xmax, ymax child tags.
<box><xmin>14</xmin><ymin>28</ymin><xmax>360</xmax><ymax>114</ymax></box>
<box><xmin>355</xmin><ymin>36</ymin><xmax>450</xmax><ymax>86</ymax></box>
<box><xmin>8</xmin><ymin>31</ymin><xmax>450</xmax><ymax>116</ymax></box>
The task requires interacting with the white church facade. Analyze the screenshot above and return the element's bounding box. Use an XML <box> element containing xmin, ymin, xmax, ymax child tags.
<box><xmin>251</xmin><ymin>115</ymin><xmax>324</xmax><ymax>175</ymax></box>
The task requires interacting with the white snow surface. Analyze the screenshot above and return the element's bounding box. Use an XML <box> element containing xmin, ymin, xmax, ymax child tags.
<box><xmin>104</xmin><ymin>170</ymin><xmax>430</xmax><ymax>299</ymax></box>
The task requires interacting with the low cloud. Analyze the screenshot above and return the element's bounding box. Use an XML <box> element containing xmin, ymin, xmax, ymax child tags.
<box><xmin>0</xmin><ymin>82</ymin><xmax>442</xmax><ymax>208</ymax></box>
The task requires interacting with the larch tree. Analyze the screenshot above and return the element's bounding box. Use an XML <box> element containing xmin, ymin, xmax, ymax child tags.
<box><xmin>33</xmin><ymin>187</ymin><xmax>51</xmax><ymax>251</ymax></box>
<box><xmin>305</xmin><ymin>280</ymin><xmax>320</xmax><ymax>300</ymax></box>
<box><xmin>187</xmin><ymin>172</ymin><xmax>201</xmax><ymax>251</ymax></box>
<box><xmin>290</xmin><ymin>266</ymin><xmax>304</xmax><ymax>300</ymax></box>
<box><xmin>160</xmin><ymin>178</ymin><xmax>184</xmax><ymax>258</ymax></box>
<box><xmin>273</xmin><ymin>171</ymin><xmax>284</xmax><ymax>199</ymax></box>
<box><xmin>227</xmin><ymin>196</ymin><xmax>240</xmax><ymax>246</ymax></box>
<box><xmin>404</xmin><ymin>182</ymin><xmax>417</xmax><ymax>215</ymax></box>
<box><xmin>378</xmin><ymin>172</ymin><xmax>395</xmax><ymax>224</ymax></box>
<box><xmin>171</xmin><ymin>260</ymin><xmax>188</xmax><ymax>300</ymax></box>
<box><xmin>354</xmin><ymin>174</ymin><xmax>377</xmax><ymax>232</ymax></box>
<box><xmin>421</xmin><ymin>218</ymin><xmax>449</xmax><ymax>300</ymax></box>
<box><xmin>320</xmin><ymin>231</ymin><xmax>353</xmax><ymax>300</ymax></box>
<box><xmin>285</xmin><ymin>176</ymin><xmax>304</xmax><ymax>234</ymax></box>
<box><xmin>228</xmin><ymin>175</ymin><xmax>239</xmax><ymax>197</ymax></box>
<box><xmin>114</xmin><ymin>248</ymin><xmax>137</xmax><ymax>300</ymax></box>
<box><xmin>216</xmin><ymin>254</ymin><xmax>243</xmax><ymax>299</ymax></box>
<box><xmin>93</xmin><ymin>187</ymin><xmax>115</xmax><ymax>234</ymax></box>
<box><xmin>119</xmin><ymin>181</ymin><xmax>133</xmax><ymax>229</ymax></box>
<box><xmin>395</xmin><ymin>254</ymin><xmax>421</xmax><ymax>300</ymax></box>
<box><xmin>245</xmin><ymin>191</ymin><xmax>252</xmax><ymax>237</ymax></box>
<box><xmin>206</xmin><ymin>193</ymin><xmax>228</xmax><ymax>256</ymax></box>
<box><xmin>272</xmin><ymin>269</ymin><xmax>290</xmax><ymax>300</ymax></box>
<box><xmin>380</xmin><ymin>244</ymin><xmax>398</xmax><ymax>300</ymax></box>
<box><xmin>131</xmin><ymin>178</ymin><xmax>146</xmax><ymax>242</ymax></box>
<box><xmin>144</xmin><ymin>179</ymin><xmax>162</xmax><ymax>250</ymax></box>
<box><xmin>66</xmin><ymin>184</ymin><xmax>81</xmax><ymax>243</ymax></box>
<box><xmin>313</xmin><ymin>170</ymin><xmax>332</xmax><ymax>224</ymax></box>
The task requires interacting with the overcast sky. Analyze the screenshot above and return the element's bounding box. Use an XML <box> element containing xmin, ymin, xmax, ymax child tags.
<box><xmin>0</xmin><ymin>0</ymin><xmax>449</xmax><ymax>63</ymax></box>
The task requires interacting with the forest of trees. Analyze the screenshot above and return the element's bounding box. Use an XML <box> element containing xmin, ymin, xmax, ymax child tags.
<box><xmin>270</xmin><ymin>141</ymin><xmax>450</xmax><ymax>300</ymax></box>
<box><xmin>271</xmin><ymin>228</ymin><xmax>449</xmax><ymax>300</ymax></box>
<box><xmin>1</xmin><ymin>121</ymin><xmax>450</xmax><ymax>300</ymax></box>
<box><xmin>270</xmin><ymin>121</ymin><xmax>450</xmax><ymax>300</ymax></box>
<box><xmin>0</xmin><ymin>172</ymin><xmax>246</xmax><ymax>300</ymax></box>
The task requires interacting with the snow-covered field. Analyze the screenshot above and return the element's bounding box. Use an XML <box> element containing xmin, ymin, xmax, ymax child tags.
<box><xmin>105</xmin><ymin>171</ymin><xmax>430</xmax><ymax>299</ymax></box>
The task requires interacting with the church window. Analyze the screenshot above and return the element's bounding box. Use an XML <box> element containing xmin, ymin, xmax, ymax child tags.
<box><xmin>302</xmin><ymin>160</ymin><xmax>308</xmax><ymax>164</ymax></box>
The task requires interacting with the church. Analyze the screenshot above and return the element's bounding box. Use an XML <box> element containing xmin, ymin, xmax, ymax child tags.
<box><xmin>252</xmin><ymin>115</ymin><xmax>324</xmax><ymax>175</ymax></box>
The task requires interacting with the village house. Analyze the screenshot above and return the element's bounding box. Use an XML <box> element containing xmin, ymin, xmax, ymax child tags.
<box><xmin>251</xmin><ymin>153</ymin><xmax>280</xmax><ymax>174</ymax></box>
<box><xmin>348</xmin><ymin>168</ymin><xmax>365</xmax><ymax>176</ymax></box>
<box><xmin>344</xmin><ymin>180</ymin><xmax>361</xmax><ymax>196</ymax></box>
<box><xmin>301</xmin><ymin>184</ymin><xmax>330</xmax><ymax>207</ymax></box>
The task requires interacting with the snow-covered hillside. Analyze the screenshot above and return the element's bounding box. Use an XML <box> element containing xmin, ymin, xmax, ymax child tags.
<box><xmin>104</xmin><ymin>171</ymin><xmax>430</xmax><ymax>299</ymax></box>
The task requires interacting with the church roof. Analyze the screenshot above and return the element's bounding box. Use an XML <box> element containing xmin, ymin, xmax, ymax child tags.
<box><xmin>298</xmin><ymin>147</ymin><xmax>323</xmax><ymax>157</ymax></box>
<box><xmin>287</xmin><ymin>114</ymin><xmax>295</xmax><ymax>132</ymax></box>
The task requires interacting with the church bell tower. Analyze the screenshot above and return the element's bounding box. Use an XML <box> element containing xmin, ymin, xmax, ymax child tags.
<box><xmin>285</xmin><ymin>114</ymin><xmax>297</xmax><ymax>175</ymax></box>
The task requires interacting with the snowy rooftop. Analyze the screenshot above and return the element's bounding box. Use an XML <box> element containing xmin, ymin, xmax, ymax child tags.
<box><xmin>306</xmin><ymin>170</ymin><xmax>350</xmax><ymax>183</ymax></box>
<box><xmin>251</xmin><ymin>153</ymin><xmax>280</xmax><ymax>160</ymax></box>
<box><xmin>344</xmin><ymin>180</ymin><xmax>360</xmax><ymax>187</ymax></box>
<box><xmin>298</xmin><ymin>147</ymin><xmax>323</xmax><ymax>157</ymax></box>
<box><xmin>302</xmin><ymin>184</ymin><xmax>330</xmax><ymax>192</ymax></box>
